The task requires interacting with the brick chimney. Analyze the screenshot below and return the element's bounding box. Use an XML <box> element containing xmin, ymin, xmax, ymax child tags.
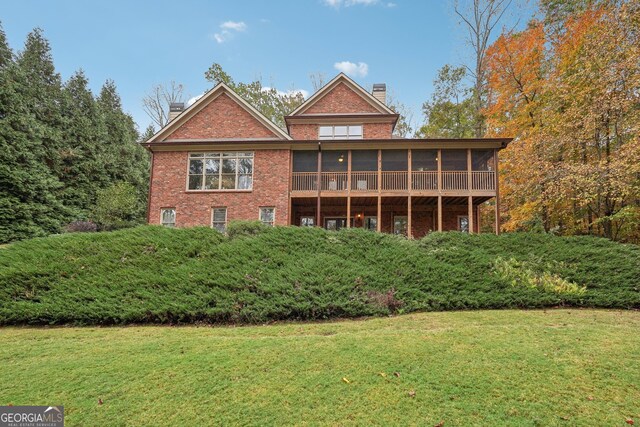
<box><xmin>372</xmin><ymin>83</ymin><xmax>386</xmax><ymax>105</ymax></box>
<box><xmin>169</xmin><ymin>102</ymin><xmax>184</xmax><ymax>122</ymax></box>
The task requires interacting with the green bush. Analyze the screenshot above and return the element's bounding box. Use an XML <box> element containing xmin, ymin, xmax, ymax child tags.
<box><xmin>0</xmin><ymin>226</ymin><xmax>637</xmax><ymax>325</ymax></box>
<box><xmin>91</xmin><ymin>182</ymin><xmax>141</xmax><ymax>230</ymax></box>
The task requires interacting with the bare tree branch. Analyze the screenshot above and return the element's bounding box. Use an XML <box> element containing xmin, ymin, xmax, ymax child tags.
<box><xmin>142</xmin><ymin>81</ymin><xmax>185</xmax><ymax>128</ymax></box>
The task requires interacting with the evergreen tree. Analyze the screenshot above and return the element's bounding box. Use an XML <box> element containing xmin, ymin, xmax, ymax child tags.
<box><xmin>0</xmin><ymin>27</ymin><xmax>67</xmax><ymax>242</ymax></box>
<box><xmin>59</xmin><ymin>70</ymin><xmax>108</xmax><ymax>215</ymax></box>
<box><xmin>16</xmin><ymin>29</ymin><xmax>66</xmax><ymax>183</ymax></box>
<box><xmin>96</xmin><ymin>80</ymin><xmax>149</xmax><ymax>223</ymax></box>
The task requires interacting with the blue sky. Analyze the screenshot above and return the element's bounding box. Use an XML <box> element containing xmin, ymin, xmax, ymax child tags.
<box><xmin>2</xmin><ymin>0</ymin><xmax>533</xmax><ymax>133</ymax></box>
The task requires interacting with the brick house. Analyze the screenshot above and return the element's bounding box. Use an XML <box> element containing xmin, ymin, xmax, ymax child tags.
<box><xmin>144</xmin><ymin>73</ymin><xmax>510</xmax><ymax>237</ymax></box>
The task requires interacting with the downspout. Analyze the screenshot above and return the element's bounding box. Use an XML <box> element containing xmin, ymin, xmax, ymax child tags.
<box><xmin>146</xmin><ymin>149</ymin><xmax>155</xmax><ymax>224</ymax></box>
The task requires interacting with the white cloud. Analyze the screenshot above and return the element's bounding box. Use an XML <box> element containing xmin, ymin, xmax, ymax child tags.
<box><xmin>187</xmin><ymin>94</ymin><xmax>204</xmax><ymax>106</ymax></box>
<box><xmin>386</xmin><ymin>2</ymin><xmax>397</xmax><ymax>7</ymax></box>
<box><xmin>322</xmin><ymin>0</ymin><xmax>380</xmax><ymax>8</ymax></box>
<box><xmin>220</xmin><ymin>21</ymin><xmax>247</xmax><ymax>32</ymax></box>
<box><xmin>333</xmin><ymin>61</ymin><xmax>369</xmax><ymax>78</ymax></box>
<box><xmin>212</xmin><ymin>21</ymin><xmax>247</xmax><ymax>44</ymax></box>
<box><xmin>262</xmin><ymin>87</ymin><xmax>309</xmax><ymax>99</ymax></box>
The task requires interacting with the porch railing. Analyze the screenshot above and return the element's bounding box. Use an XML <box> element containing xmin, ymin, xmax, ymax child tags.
<box><xmin>290</xmin><ymin>171</ymin><xmax>495</xmax><ymax>192</ymax></box>
<box><xmin>472</xmin><ymin>171</ymin><xmax>496</xmax><ymax>190</ymax></box>
<box><xmin>351</xmin><ymin>172</ymin><xmax>378</xmax><ymax>191</ymax></box>
<box><xmin>381</xmin><ymin>171</ymin><xmax>408</xmax><ymax>191</ymax></box>
<box><xmin>412</xmin><ymin>171</ymin><xmax>438</xmax><ymax>190</ymax></box>
<box><xmin>292</xmin><ymin>172</ymin><xmax>317</xmax><ymax>191</ymax></box>
<box><xmin>442</xmin><ymin>171</ymin><xmax>468</xmax><ymax>190</ymax></box>
<box><xmin>321</xmin><ymin>172</ymin><xmax>348</xmax><ymax>191</ymax></box>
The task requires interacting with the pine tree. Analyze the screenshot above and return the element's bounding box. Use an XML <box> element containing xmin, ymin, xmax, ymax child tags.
<box><xmin>96</xmin><ymin>80</ymin><xmax>149</xmax><ymax>223</ymax></box>
<box><xmin>59</xmin><ymin>70</ymin><xmax>108</xmax><ymax>215</ymax></box>
<box><xmin>0</xmin><ymin>27</ymin><xmax>67</xmax><ymax>242</ymax></box>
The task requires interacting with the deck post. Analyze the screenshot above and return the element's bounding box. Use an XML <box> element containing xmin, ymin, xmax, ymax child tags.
<box><xmin>407</xmin><ymin>149</ymin><xmax>412</xmax><ymax>238</ymax></box>
<box><xmin>346</xmin><ymin>150</ymin><xmax>351</xmax><ymax>228</ymax></box>
<box><xmin>377</xmin><ymin>149</ymin><xmax>382</xmax><ymax>232</ymax></box>
<box><xmin>437</xmin><ymin>195</ymin><xmax>442</xmax><ymax>231</ymax></box>
<box><xmin>316</xmin><ymin>143</ymin><xmax>322</xmax><ymax>228</ymax></box>
<box><xmin>467</xmin><ymin>148</ymin><xmax>472</xmax><ymax>192</ymax></box>
<box><xmin>468</xmin><ymin>195</ymin><xmax>474</xmax><ymax>234</ymax></box>
<box><xmin>437</xmin><ymin>149</ymin><xmax>442</xmax><ymax>232</ymax></box>
<box><xmin>288</xmin><ymin>151</ymin><xmax>293</xmax><ymax>225</ymax></box>
<box><xmin>494</xmin><ymin>149</ymin><xmax>500</xmax><ymax>235</ymax></box>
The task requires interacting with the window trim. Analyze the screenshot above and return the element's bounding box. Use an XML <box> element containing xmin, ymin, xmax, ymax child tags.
<box><xmin>211</xmin><ymin>207</ymin><xmax>228</xmax><ymax>233</ymax></box>
<box><xmin>300</xmin><ymin>216</ymin><xmax>315</xmax><ymax>227</ymax></box>
<box><xmin>259</xmin><ymin>206</ymin><xmax>276</xmax><ymax>227</ymax></box>
<box><xmin>457</xmin><ymin>215</ymin><xmax>470</xmax><ymax>233</ymax></box>
<box><xmin>363</xmin><ymin>216</ymin><xmax>377</xmax><ymax>231</ymax></box>
<box><xmin>186</xmin><ymin>152</ymin><xmax>254</xmax><ymax>192</ymax></box>
<box><xmin>393</xmin><ymin>215</ymin><xmax>408</xmax><ymax>236</ymax></box>
<box><xmin>160</xmin><ymin>208</ymin><xmax>176</xmax><ymax>227</ymax></box>
<box><xmin>318</xmin><ymin>124</ymin><xmax>364</xmax><ymax>140</ymax></box>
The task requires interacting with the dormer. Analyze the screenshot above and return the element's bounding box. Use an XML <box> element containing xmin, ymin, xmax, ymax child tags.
<box><xmin>284</xmin><ymin>73</ymin><xmax>399</xmax><ymax>140</ymax></box>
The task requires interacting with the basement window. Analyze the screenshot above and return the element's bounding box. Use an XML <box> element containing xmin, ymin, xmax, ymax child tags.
<box><xmin>188</xmin><ymin>152</ymin><xmax>253</xmax><ymax>191</ymax></box>
<box><xmin>212</xmin><ymin>207</ymin><xmax>227</xmax><ymax>233</ymax></box>
<box><xmin>161</xmin><ymin>208</ymin><xmax>176</xmax><ymax>227</ymax></box>
<box><xmin>260</xmin><ymin>207</ymin><xmax>275</xmax><ymax>227</ymax></box>
<box><xmin>318</xmin><ymin>125</ymin><xmax>363</xmax><ymax>140</ymax></box>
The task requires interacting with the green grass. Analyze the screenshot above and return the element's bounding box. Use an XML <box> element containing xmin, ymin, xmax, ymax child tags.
<box><xmin>0</xmin><ymin>224</ymin><xmax>638</xmax><ymax>325</ymax></box>
<box><xmin>0</xmin><ymin>310</ymin><xmax>638</xmax><ymax>426</ymax></box>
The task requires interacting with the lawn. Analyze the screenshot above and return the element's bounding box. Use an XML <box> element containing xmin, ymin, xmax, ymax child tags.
<box><xmin>1</xmin><ymin>309</ymin><xmax>638</xmax><ymax>426</ymax></box>
<box><xmin>0</xmin><ymin>225</ymin><xmax>638</xmax><ymax>325</ymax></box>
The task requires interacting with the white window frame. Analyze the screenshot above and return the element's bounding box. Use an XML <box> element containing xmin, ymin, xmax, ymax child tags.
<box><xmin>300</xmin><ymin>216</ymin><xmax>315</xmax><ymax>227</ymax></box>
<box><xmin>187</xmin><ymin>152</ymin><xmax>254</xmax><ymax>191</ymax></box>
<box><xmin>458</xmin><ymin>215</ymin><xmax>470</xmax><ymax>233</ymax></box>
<box><xmin>259</xmin><ymin>207</ymin><xmax>275</xmax><ymax>227</ymax></box>
<box><xmin>318</xmin><ymin>125</ymin><xmax>363</xmax><ymax>140</ymax></box>
<box><xmin>211</xmin><ymin>207</ymin><xmax>227</xmax><ymax>233</ymax></box>
<box><xmin>363</xmin><ymin>216</ymin><xmax>377</xmax><ymax>231</ymax></box>
<box><xmin>393</xmin><ymin>215</ymin><xmax>408</xmax><ymax>236</ymax></box>
<box><xmin>160</xmin><ymin>208</ymin><xmax>176</xmax><ymax>227</ymax></box>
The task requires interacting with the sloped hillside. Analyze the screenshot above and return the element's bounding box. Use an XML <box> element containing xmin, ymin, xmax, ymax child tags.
<box><xmin>0</xmin><ymin>223</ymin><xmax>638</xmax><ymax>325</ymax></box>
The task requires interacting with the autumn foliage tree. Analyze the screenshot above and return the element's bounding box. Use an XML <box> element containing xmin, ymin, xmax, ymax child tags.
<box><xmin>484</xmin><ymin>1</ymin><xmax>640</xmax><ymax>241</ymax></box>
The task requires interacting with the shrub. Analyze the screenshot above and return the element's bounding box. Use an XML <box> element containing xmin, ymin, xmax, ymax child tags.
<box><xmin>91</xmin><ymin>182</ymin><xmax>140</xmax><ymax>230</ymax></box>
<box><xmin>492</xmin><ymin>256</ymin><xmax>587</xmax><ymax>296</ymax></box>
<box><xmin>367</xmin><ymin>288</ymin><xmax>404</xmax><ymax>313</ymax></box>
<box><xmin>64</xmin><ymin>221</ymin><xmax>97</xmax><ymax>233</ymax></box>
<box><xmin>0</xmin><ymin>227</ymin><xmax>637</xmax><ymax>325</ymax></box>
<box><xmin>226</xmin><ymin>220</ymin><xmax>267</xmax><ymax>238</ymax></box>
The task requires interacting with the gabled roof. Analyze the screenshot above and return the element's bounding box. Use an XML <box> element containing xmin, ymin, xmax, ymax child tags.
<box><xmin>147</xmin><ymin>82</ymin><xmax>292</xmax><ymax>143</ymax></box>
<box><xmin>288</xmin><ymin>73</ymin><xmax>396</xmax><ymax>116</ymax></box>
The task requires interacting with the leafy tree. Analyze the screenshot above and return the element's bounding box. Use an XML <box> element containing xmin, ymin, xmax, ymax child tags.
<box><xmin>483</xmin><ymin>2</ymin><xmax>640</xmax><ymax>241</ymax></box>
<box><xmin>417</xmin><ymin>65</ymin><xmax>475</xmax><ymax>138</ymax></box>
<box><xmin>91</xmin><ymin>182</ymin><xmax>140</xmax><ymax>230</ymax></box>
<box><xmin>204</xmin><ymin>63</ymin><xmax>305</xmax><ymax>129</ymax></box>
<box><xmin>454</xmin><ymin>0</ymin><xmax>515</xmax><ymax>137</ymax></box>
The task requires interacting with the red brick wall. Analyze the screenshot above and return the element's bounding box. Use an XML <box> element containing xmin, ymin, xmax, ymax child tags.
<box><xmin>166</xmin><ymin>93</ymin><xmax>279</xmax><ymax>140</ymax></box>
<box><xmin>304</xmin><ymin>82</ymin><xmax>380</xmax><ymax>114</ymax></box>
<box><xmin>149</xmin><ymin>150</ymin><xmax>290</xmax><ymax>227</ymax></box>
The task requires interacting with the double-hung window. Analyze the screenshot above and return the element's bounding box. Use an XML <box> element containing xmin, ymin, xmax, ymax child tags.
<box><xmin>188</xmin><ymin>152</ymin><xmax>253</xmax><ymax>191</ymax></box>
<box><xmin>212</xmin><ymin>207</ymin><xmax>227</xmax><ymax>233</ymax></box>
<box><xmin>259</xmin><ymin>207</ymin><xmax>275</xmax><ymax>227</ymax></box>
<box><xmin>318</xmin><ymin>125</ymin><xmax>363</xmax><ymax>140</ymax></box>
<box><xmin>161</xmin><ymin>208</ymin><xmax>176</xmax><ymax>227</ymax></box>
